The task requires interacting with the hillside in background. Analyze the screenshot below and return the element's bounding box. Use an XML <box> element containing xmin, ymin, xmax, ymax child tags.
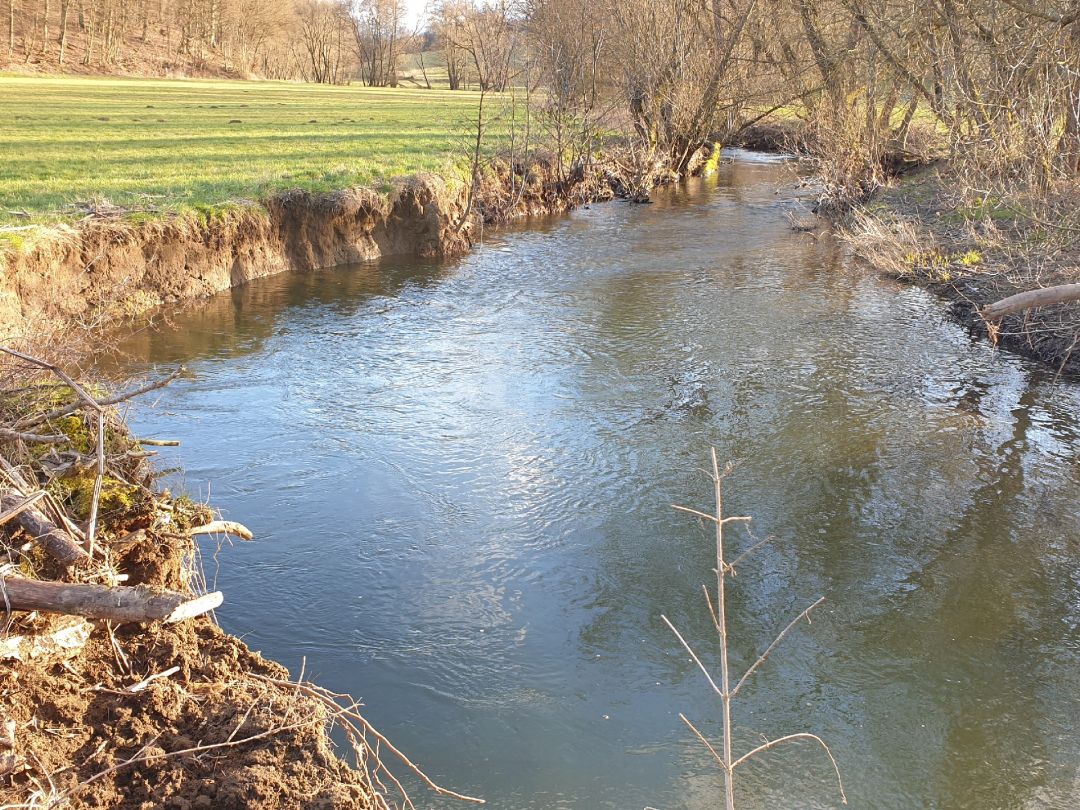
<box><xmin>3</xmin><ymin>1</ymin><xmax>266</xmax><ymax>78</ymax></box>
<box><xmin>2</xmin><ymin>1</ymin><xmax>459</xmax><ymax>87</ymax></box>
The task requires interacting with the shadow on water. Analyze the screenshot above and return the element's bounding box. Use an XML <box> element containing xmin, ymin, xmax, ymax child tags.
<box><xmin>100</xmin><ymin>151</ymin><xmax>1080</xmax><ymax>810</ymax></box>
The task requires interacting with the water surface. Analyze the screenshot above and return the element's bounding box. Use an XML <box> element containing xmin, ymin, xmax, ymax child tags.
<box><xmin>104</xmin><ymin>153</ymin><xmax>1080</xmax><ymax>809</ymax></box>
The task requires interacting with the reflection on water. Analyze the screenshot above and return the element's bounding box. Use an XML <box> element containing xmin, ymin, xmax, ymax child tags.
<box><xmin>100</xmin><ymin>152</ymin><xmax>1080</xmax><ymax>809</ymax></box>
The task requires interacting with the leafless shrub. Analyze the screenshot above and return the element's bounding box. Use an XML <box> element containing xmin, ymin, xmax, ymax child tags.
<box><xmin>663</xmin><ymin>450</ymin><xmax>846</xmax><ymax>809</ymax></box>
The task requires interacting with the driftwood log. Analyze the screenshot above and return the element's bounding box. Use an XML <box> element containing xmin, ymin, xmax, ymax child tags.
<box><xmin>0</xmin><ymin>576</ymin><xmax>222</xmax><ymax>623</ymax></box>
<box><xmin>982</xmin><ymin>283</ymin><xmax>1080</xmax><ymax>320</ymax></box>
<box><xmin>0</xmin><ymin>490</ymin><xmax>88</xmax><ymax>566</ymax></box>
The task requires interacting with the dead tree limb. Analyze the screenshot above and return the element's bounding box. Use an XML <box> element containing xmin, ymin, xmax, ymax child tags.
<box><xmin>0</xmin><ymin>576</ymin><xmax>222</xmax><ymax>623</ymax></box>
<box><xmin>12</xmin><ymin>366</ymin><xmax>186</xmax><ymax>431</ymax></box>
<box><xmin>981</xmin><ymin>283</ymin><xmax>1080</xmax><ymax>320</ymax></box>
<box><xmin>0</xmin><ymin>428</ymin><xmax>66</xmax><ymax>443</ymax></box>
<box><xmin>0</xmin><ymin>489</ymin><xmax>88</xmax><ymax>566</ymax></box>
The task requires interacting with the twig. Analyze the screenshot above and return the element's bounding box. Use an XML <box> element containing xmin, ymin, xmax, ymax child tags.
<box><xmin>14</xmin><ymin>366</ymin><xmax>185</xmax><ymax>430</ymax></box>
<box><xmin>731</xmin><ymin>732</ymin><xmax>847</xmax><ymax>804</ymax></box>
<box><xmin>732</xmin><ymin>597</ymin><xmax>825</xmax><ymax>697</ymax></box>
<box><xmin>251</xmin><ymin>673</ymin><xmax>485</xmax><ymax>805</ymax></box>
<box><xmin>661</xmin><ymin>614</ymin><xmax>723</xmax><ymax>698</ymax></box>
<box><xmin>126</xmin><ymin>666</ymin><xmax>180</xmax><ymax>693</ymax></box>
<box><xmin>679</xmin><ymin>713</ymin><xmax>725</xmax><ymax>770</ymax></box>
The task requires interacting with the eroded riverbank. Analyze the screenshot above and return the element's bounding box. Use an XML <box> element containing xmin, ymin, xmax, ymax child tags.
<box><xmin>0</xmin><ymin>146</ymin><xmax>715</xmax><ymax>343</ymax></box>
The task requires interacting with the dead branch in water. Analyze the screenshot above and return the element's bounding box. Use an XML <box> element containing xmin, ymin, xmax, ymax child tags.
<box><xmin>664</xmin><ymin>448</ymin><xmax>846</xmax><ymax>808</ymax></box>
<box><xmin>188</xmin><ymin>520</ymin><xmax>254</xmax><ymax>541</ymax></box>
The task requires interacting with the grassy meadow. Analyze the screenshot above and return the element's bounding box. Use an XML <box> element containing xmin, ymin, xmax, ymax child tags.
<box><xmin>0</xmin><ymin>75</ymin><xmax>489</xmax><ymax>229</ymax></box>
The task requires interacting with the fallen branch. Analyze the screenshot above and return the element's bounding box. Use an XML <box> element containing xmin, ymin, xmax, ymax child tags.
<box><xmin>981</xmin><ymin>283</ymin><xmax>1080</xmax><ymax>321</ymax></box>
<box><xmin>0</xmin><ymin>489</ymin><xmax>89</xmax><ymax>566</ymax></box>
<box><xmin>0</xmin><ymin>427</ymin><xmax>67</xmax><ymax>444</ymax></box>
<box><xmin>188</xmin><ymin>521</ymin><xmax>254</xmax><ymax>541</ymax></box>
<box><xmin>13</xmin><ymin>366</ymin><xmax>186</xmax><ymax>431</ymax></box>
<box><xmin>0</xmin><ymin>576</ymin><xmax>222</xmax><ymax>623</ymax></box>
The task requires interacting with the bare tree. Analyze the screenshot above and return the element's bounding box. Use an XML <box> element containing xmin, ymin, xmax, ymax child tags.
<box><xmin>348</xmin><ymin>0</ymin><xmax>406</xmax><ymax>86</ymax></box>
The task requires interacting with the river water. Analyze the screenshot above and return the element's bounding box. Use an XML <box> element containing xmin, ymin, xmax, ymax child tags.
<box><xmin>102</xmin><ymin>153</ymin><xmax>1080</xmax><ymax>809</ymax></box>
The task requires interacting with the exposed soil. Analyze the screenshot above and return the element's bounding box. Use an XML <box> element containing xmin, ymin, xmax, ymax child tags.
<box><xmin>0</xmin><ymin>148</ymin><xmax>702</xmax><ymax>343</ymax></box>
<box><xmin>4</xmin><ymin>616</ymin><xmax>375</xmax><ymax>809</ymax></box>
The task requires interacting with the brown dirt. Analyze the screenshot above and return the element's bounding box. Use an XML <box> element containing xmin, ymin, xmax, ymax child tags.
<box><xmin>0</xmin><ymin>174</ymin><xmax>472</xmax><ymax>343</ymax></box>
<box><xmin>3</xmin><ymin>616</ymin><xmax>375</xmax><ymax>809</ymax></box>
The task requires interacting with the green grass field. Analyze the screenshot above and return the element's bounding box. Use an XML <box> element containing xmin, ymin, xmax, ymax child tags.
<box><xmin>0</xmin><ymin>75</ymin><xmax>488</xmax><ymax>229</ymax></box>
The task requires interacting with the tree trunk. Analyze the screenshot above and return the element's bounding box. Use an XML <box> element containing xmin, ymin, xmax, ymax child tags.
<box><xmin>0</xmin><ymin>576</ymin><xmax>223</xmax><ymax>623</ymax></box>
<box><xmin>58</xmin><ymin>0</ymin><xmax>69</xmax><ymax>63</ymax></box>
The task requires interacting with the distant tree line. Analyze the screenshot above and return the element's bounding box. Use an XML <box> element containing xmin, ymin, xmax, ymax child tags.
<box><xmin>1</xmin><ymin>0</ymin><xmax>517</xmax><ymax>88</ymax></box>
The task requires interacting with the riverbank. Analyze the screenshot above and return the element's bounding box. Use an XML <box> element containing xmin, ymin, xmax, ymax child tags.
<box><xmin>0</xmin><ymin>360</ymin><xmax>389</xmax><ymax>808</ymax></box>
<box><xmin>736</xmin><ymin>118</ymin><xmax>1080</xmax><ymax>377</ymax></box>
<box><xmin>0</xmin><ymin>122</ymin><xmax>707</xmax><ymax>808</ymax></box>
<box><xmin>839</xmin><ymin>166</ymin><xmax>1080</xmax><ymax>377</ymax></box>
<box><xmin>0</xmin><ymin>148</ymin><xmax>681</xmax><ymax>340</ymax></box>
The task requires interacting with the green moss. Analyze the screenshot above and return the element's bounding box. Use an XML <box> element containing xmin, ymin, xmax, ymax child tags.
<box><xmin>167</xmin><ymin>493</ymin><xmax>214</xmax><ymax>530</ymax></box>
<box><xmin>701</xmin><ymin>143</ymin><xmax>723</xmax><ymax>176</ymax></box>
<box><xmin>49</xmin><ymin>470</ymin><xmax>142</xmax><ymax>520</ymax></box>
<box><xmin>54</xmin><ymin>414</ymin><xmax>94</xmax><ymax>453</ymax></box>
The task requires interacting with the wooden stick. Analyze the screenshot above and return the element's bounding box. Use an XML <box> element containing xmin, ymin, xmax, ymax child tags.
<box><xmin>0</xmin><ymin>490</ymin><xmax>46</xmax><ymax>526</ymax></box>
<box><xmin>731</xmin><ymin>596</ymin><xmax>825</xmax><ymax>697</ymax></box>
<box><xmin>0</xmin><ymin>427</ymin><xmax>67</xmax><ymax>443</ymax></box>
<box><xmin>0</xmin><ymin>489</ymin><xmax>89</xmax><ymax>566</ymax></box>
<box><xmin>188</xmin><ymin>521</ymin><xmax>254</xmax><ymax>541</ymax></box>
<box><xmin>0</xmin><ymin>576</ymin><xmax>222</xmax><ymax>623</ymax></box>
<box><xmin>13</xmin><ymin>366</ymin><xmax>185</xmax><ymax>431</ymax></box>
<box><xmin>981</xmin><ymin>282</ymin><xmax>1080</xmax><ymax>321</ymax></box>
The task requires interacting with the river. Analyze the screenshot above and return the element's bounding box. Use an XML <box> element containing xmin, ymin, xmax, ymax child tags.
<box><xmin>101</xmin><ymin>152</ymin><xmax>1080</xmax><ymax>809</ymax></box>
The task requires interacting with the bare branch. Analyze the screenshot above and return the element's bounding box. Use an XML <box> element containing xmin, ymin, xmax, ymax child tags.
<box><xmin>732</xmin><ymin>732</ymin><xmax>847</xmax><ymax>804</ymax></box>
<box><xmin>732</xmin><ymin>597</ymin><xmax>825</xmax><ymax>697</ymax></box>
